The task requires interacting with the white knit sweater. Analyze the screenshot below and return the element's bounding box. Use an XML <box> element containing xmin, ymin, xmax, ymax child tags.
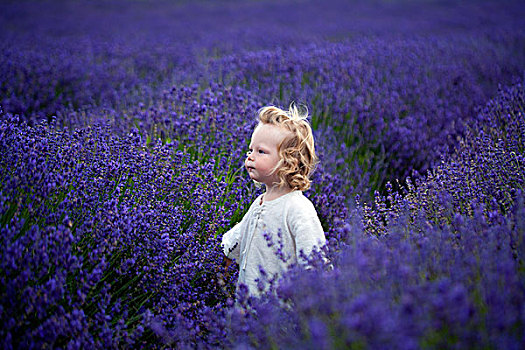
<box><xmin>221</xmin><ymin>190</ymin><xmax>326</xmax><ymax>296</ymax></box>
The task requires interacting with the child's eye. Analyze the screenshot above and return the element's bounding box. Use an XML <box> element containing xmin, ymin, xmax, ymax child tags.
<box><xmin>246</xmin><ymin>150</ymin><xmax>252</xmax><ymax>156</ymax></box>
<box><xmin>258</xmin><ymin>150</ymin><xmax>266</xmax><ymax>154</ymax></box>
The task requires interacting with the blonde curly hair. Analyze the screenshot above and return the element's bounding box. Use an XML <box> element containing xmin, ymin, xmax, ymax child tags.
<box><xmin>257</xmin><ymin>103</ymin><xmax>318</xmax><ymax>191</ymax></box>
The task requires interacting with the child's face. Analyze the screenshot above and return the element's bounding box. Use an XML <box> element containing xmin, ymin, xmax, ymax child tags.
<box><xmin>245</xmin><ymin>123</ymin><xmax>288</xmax><ymax>188</ymax></box>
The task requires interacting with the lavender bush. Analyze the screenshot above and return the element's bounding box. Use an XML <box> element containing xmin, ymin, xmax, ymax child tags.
<box><xmin>222</xmin><ymin>81</ymin><xmax>525</xmax><ymax>349</ymax></box>
<box><xmin>360</xmin><ymin>80</ymin><xmax>525</xmax><ymax>236</ymax></box>
<box><xmin>227</xmin><ymin>203</ymin><xmax>525</xmax><ymax>349</ymax></box>
<box><xmin>0</xmin><ymin>113</ymin><xmax>232</xmax><ymax>347</ymax></box>
<box><xmin>1</xmin><ymin>0</ymin><xmax>524</xmax><ymax>348</ymax></box>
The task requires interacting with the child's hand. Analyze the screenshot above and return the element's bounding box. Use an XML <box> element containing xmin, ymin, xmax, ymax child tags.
<box><xmin>224</xmin><ymin>257</ymin><xmax>233</xmax><ymax>269</ymax></box>
<box><xmin>217</xmin><ymin>257</ymin><xmax>235</xmax><ymax>289</ymax></box>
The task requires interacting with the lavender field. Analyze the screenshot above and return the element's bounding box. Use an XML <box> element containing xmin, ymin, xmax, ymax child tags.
<box><xmin>1</xmin><ymin>0</ymin><xmax>524</xmax><ymax>348</ymax></box>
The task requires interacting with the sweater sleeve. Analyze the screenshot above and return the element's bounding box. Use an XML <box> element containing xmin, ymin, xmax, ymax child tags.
<box><xmin>289</xmin><ymin>197</ymin><xmax>326</xmax><ymax>266</ymax></box>
<box><xmin>221</xmin><ymin>221</ymin><xmax>241</xmax><ymax>261</ymax></box>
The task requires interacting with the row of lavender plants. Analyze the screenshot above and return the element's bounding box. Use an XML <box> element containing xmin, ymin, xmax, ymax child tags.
<box><xmin>4</xmin><ymin>0</ymin><xmax>522</xmax><ymax>123</ymax></box>
<box><xmin>0</xmin><ymin>106</ymin><xmax>245</xmax><ymax>348</ymax></box>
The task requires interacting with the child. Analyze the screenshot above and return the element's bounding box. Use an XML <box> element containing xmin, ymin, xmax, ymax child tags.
<box><xmin>221</xmin><ymin>104</ymin><xmax>326</xmax><ymax>296</ymax></box>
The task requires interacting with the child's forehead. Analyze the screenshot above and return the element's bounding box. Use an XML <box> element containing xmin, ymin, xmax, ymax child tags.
<box><xmin>252</xmin><ymin>123</ymin><xmax>289</xmax><ymax>143</ymax></box>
